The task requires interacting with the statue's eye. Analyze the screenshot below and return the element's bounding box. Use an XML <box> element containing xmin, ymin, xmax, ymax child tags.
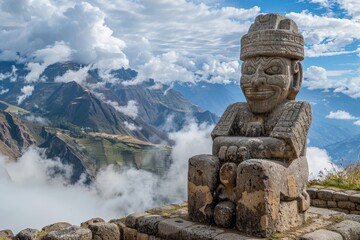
<box><xmin>265</xmin><ymin>65</ymin><xmax>282</xmax><ymax>75</ymax></box>
<box><xmin>244</xmin><ymin>66</ymin><xmax>256</xmax><ymax>75</ymax></box>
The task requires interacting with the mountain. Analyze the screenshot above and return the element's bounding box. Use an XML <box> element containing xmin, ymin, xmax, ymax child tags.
<box><xmin>325</xmin><ymin>134</ymin><xmax>360</xmax><ymax>165</ymax></box>
<box><xmin>0</xmin><ymin>61</ymin><xmax>217</xmax><ymax>181</ymax></box>
<box><xmin>0</xmin><ymin>110</ymin><xmax>36</xmax><ymax>159</ymax></box>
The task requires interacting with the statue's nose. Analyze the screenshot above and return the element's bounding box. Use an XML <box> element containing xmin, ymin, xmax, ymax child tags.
<box><xmin>251</xmin><ymin>74</ymin><xmax>266</xmax><ymax>88</ymax></box>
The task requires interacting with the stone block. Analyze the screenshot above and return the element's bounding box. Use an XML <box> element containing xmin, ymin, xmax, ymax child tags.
<box><xmin>16</xmin><ymin>228</ymin><xmax>39</xmax><ymax>240</ymax></box>
<box><xmin>328</xmin><ymin>220</ymin><xmax>360</xmax><ymax>240</ymax></box>
<box><xmin>80</xmin><ymin>218</ymin><xmax>105</xmax><ymax>228</ymax></box>
<box><xmin>123</xmin><ymin>227</ymin><xmax>137</xmax><ymax>240</ymax></box>
<box><xmin>109</xmin><ymin>219</ymin><xmax>126</xmax><ymax>238</ymax></box>
<box><xmin>42</xmin><ymin>226</ymin><xmax>92</xmax><ymax>240</ymax></box>
<box><xmin>327</xmin><ymin>201</ymin><xmax>338</xmax><ymax>208</ymax></box>
<box><xmin>88</xmin><ymin>222</ymin><xmax>120</xmax><ymax>240</ymax></box>
<box><xmin>298</xmin><ymin>190</ymin><xmax>311</xmax><ymax>212</ymax></box>
<box><xmin>275</xmin><ymin>200</ymin><xmax>306</xmax><ymax>232</ymax></box>
<box><xmin>41</xmin><ymin>223</ymin><xmax>72</xmax><ymax>233</ymax></box>
<box><xmin>179</xmin><ymin>224</ymin><xmax>225</xmax><ymax>240</ymax></box>
<box><xmin>306</xmin><ymin>188</ymin><xmax>318</xmax><ymax>199</ymax></box>
<box><xmin>330</xmin><ymin>208</ymin><xmax>350</xmax><ymax>214</ymax></box>
<box><xmin>149</xmin><ymin>237</ymin><xmax>165</xmax><ymax>240</ymax></box>
<box><xmin>157</xmin><ymin>218</ymin><xmax>196</xmax><ymax>240</ymax></box>
<box><xmin>317</xmin><ymin>189</ymin><xmax>334</xmax><ymax>201</ymax></box>
<box><xmin>0</xmin><ymin>230</ymin><xmax>14</xmax><ymax>238</ymax></box>
<box><xmin>345</xmin><ymin>214</ymin><xmax>360</xmax><ymax>223</ymax></box>
<box><xmin>136</xmin><ymin>233</ymin><xmax>149</xmax><ymax>240</ymax></box>
<box><xmin>333</xmin><ymin>192</ymin><xmax>349</xmax><ymax>201</ymax></box>
<box><xmin>214</xmin><ymin>232</ymin><xmax>261</xmax><ymax>240</ymax></box>
<box><xmin>136</xmin><ymin>215</ymin><xmax>163</xmax><ymax>235</ymax></box>
<box><xmin>311</xmin><ymin>199</ymin><xmax>327</xmax><ymax>208</ymax></box>
<box><xmin>301</xmin><ymin>229</ymin><xmax>343</xmax><ymax>240</ymax></box>
<box><xmin>188</xmin><ymin>154</ymin><xmax>220</xmax><ymax>224</ymax></box>
<box><xmin>126</xmin><ymin>213</ymin><xmax>149</xmax><ymax>228</ymax></box>
<box><xmin>338</xmin><ymin>201</ymin><xmax>356</xmax><ymax>211</ymax></box>
<box><xmin>349</xmin><ymin>194</ymin><xmax>360</xmax><ymax>204</ymax></box>
<box><xmin>214</xmin><ymin>201</ymin><xmax>236</xmax><ymax>228</ymax></box>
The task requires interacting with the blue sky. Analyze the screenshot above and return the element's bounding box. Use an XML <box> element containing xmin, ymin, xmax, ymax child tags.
<box><xmin>0</xmin><ymin>0</ymin><xmax>359</xmax><ymax>97</ymax></box>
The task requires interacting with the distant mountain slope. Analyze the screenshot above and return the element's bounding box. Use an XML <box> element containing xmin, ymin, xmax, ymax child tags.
<box><xmin>325</xmin><ymin>134</ymin><xmax>360</xmax><ymax>165</ymax></box>
<box><xmin>0</xmin><ymin>110</ymin><xmax>36</xmax><ymax>159</ymax></box>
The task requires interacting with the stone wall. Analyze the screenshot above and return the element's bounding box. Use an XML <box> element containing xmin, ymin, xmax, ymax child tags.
<box><xmin>308</xmin><ymin>186</ymin><xmax>360</xmax><ymax>214</ymax></box>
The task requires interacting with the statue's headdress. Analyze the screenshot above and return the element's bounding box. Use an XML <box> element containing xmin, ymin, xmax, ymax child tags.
<box><xmin>240</xmin><ymin>14</ymin><xmax>304</xmax><ymax>61</ymax></box>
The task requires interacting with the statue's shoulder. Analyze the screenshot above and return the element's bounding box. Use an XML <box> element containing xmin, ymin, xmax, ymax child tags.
<box><xmin>270</xmin><ymin>100</ymin><xmax>312</xmax><ymax>157</ymax></box>
<box><xmin>211</xmin><ymin>102</ymin><xmax>250</xmax><ymax>139</ymax></box>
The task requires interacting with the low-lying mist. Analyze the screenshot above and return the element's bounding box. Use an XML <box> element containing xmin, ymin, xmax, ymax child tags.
<box><xmin>0</xmin><ymin>120</ymin><xmax>335</xmax><ymax>233</ymax></box>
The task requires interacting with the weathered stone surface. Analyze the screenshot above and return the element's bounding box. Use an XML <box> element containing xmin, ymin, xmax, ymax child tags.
<box><xmin>188</xmin><ymin>154</ymin><xmax>220</xmax><ymax>224</ymax></box>
<box><xmin>88</xmin><ymin>222</ymin><xmax>120</xmax><ymax>240</ymax></box>
<box><xmin>327</xmin><ymin>200</ymin><xmax>338</xmax><ymax>208</ymax></box>
<box><xmin>276</xmin><ymin>200</ymin><xmax>307</xmax><ymax>232</ymax></box>
<box><xmin>345</xmin><ymin>214</ymin><xmax>360</xmax><ymax>223</ymax></box>
<box><xmin>109</xmin><ymin>219</ymin><xmax>126</xmax><ymax>238</ymax></box>
<box><xmin>126</xmin><ymin>213</ymin><xmax>149</xmax><ymax>228</ymax></box>
<box><xmin>307</xmin><ymin>188</ymin><xmax>318</xmax><ymax>199</ymax></box>
<box><xmin>298</xmin><ymin>190</ymin><xmax>311</xmax><ymax>212</ymax></box>
<box><xmin>301</xmin><ymin>229</ymin><xmax>343</xmax><ymax>240</ymax></box>
<box><xmin>157</xmin><ymin>218</ymin><xmax>196</xmax><ymax>240</ymax></box>
<box><xmin>123</xmin><ymin>227</ymin><xmax>137</xmax><ymax>240</ymax></box>
<box><xmin>0</xmin><ymin>230</ymin><xmax>14</xmax><ymax>238</ymax></box>
<box><xmin>338</xmin><ymin>201</ymin><xmax>356</xmax><ymax>211</ymax></box>
<box><xmin>333</xmin><ymin>192</ymin><xmax>349</xmax><ymax>201</ymax></box>
<box><xmin>42</xmin><ymin>226</ymin><xmax>91</xmax><ymax>240</ymax></box>
<box><xmin>328</xmin><ymin>220</ymin><xmax>360</xmax><ymax>240</ymax></box>
<box><xmin>330</xmin><ymin>208</ymin><xmax>350</xmax><ymax>214</ymax></box>
<box><xmin>214</xmin><ymin>232</ymin><xmax>262</xmax><ymax>240</ymax></box>
<box><xmin>136</xmin><ymin>215</ymin><xmax>163</xmax><ymax>235</ymax></box>
<box><xmin>41</xmin><ymin>222</ymin><xmax>72</xmax><ymax>233</ymax></box>
<box><xmin>349</xmin><ymin>194</ymin><xmax>360</xmax><ymax>204</ymax></box>
<box><xmin>311</xmin><ymin>199</ymin><xmax>327</xmax><ymax>208</ymax></box>
<box><xmin>236</xmin><ymin>157</ymin><xmax>308</xmax><ymax>237</ymax></box>
<box><xmin>317</xmin><ymin>189</ymin><xmax>334</xmax><ymax>201</ymax></box>
<box><xmin>80</xmin><ymin>218</ymin><xmax>105</xmax><ymax>228</ymax></box>
<box><xmin>16</xmin><ymin>228</ymin><xmax>39</xmax><ymax>240</ymax></box>
<box><xmin>136</xmin><ymin>233</ymin><xmax>149</xmax><ymax>240</ymax></box>
<box><xmin>179</xmin><ymin>224</ymin><xmax>225</xmax><ymax>240</ymax></box>
<box><xmin>214</xmin><ymin>201</ymin><xmax>235</xmax><ymax>228</ymax></box>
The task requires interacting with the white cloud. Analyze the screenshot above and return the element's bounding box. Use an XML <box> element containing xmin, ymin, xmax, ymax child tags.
<box><xmin>17</xmin><ymin>85</ymin><xmax>34</xmax><ymax>104</ymax></box>
<box><xmin>123</xmin><ymin>121</ymin><xmax>141</xmax><ymax>131</ymax></box>
<box><xmin>24</xmin><ymin>115</ymin><xmax>50</xmax><ymax>125</ymax></box>
<box><xmin>0</xmin><ymin>1</ymin><xmax>128</xmax><ymax>70</ymax></box>
<box><xmin>54</xmin><ymin>66</ymin><xmax>91</xmax><ymax>84</ymax></box>
<box><xmin>0</xmin><ymin>88</ymin><xmax>9</xmax><ymax>95</ymax></box>
<box><xmin>307</xmin><ymin>147</ymin><xmax>340</xmax><ymax>180</ymax></box>
<box><xmin>106</xmin><ymin>100</ymin><xmax>139</xmax><ymax>119</ymax></box>
<box><xmin>0</xmin><ymin>120</ymin><xmax>214</xmax><ymax>233</ymax></box>
<box><xmin>0</xmin><ymin>65</ymin><xmax>17</xmax><ymax>82</ymax></box>
<box><xmin>326</xmin><ymin>110</ymin><xmax>358</xmax><ymax>120</ymax></box>
<box><xmin>286</xmin><ymin>11</ymin><xmax>360</xmax><ymax>57</ymax></box>
<box><xmin>337</xmin><ymin>0</ymin><xmax>360</xmax><ymax>20</ymax></box>
<box><xmin>304</xmin><ymin>66</ymin><xmax>360</xmax><ymax>98</ymax></box>
<box><xmin>354</xmin><ymin>120</ymin><xmax>360</xmax><ymax>126</ymax></box>
<box><xmin>25</xmin><ymin>42</ymin><xmax>72</xmax><ymax>83</ymax></box>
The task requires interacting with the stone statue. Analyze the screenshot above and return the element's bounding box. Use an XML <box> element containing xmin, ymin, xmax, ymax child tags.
<box><xmin>188</xmin><ymin>13</ymin><xmax>312</xmax><ymax>237</ymax></box>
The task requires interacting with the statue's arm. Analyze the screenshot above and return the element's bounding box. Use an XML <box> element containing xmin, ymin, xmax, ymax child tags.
<box><xmin>213</xmin><ymin>136</ymin><xmax>295</xmax><ymax>161</ymax></box>
<box><xmin>212</xmin><ymin>101</ymin><xmax>312</xmax><ymax>162</ymax></box>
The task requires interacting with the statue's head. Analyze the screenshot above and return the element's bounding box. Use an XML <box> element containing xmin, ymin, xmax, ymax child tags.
<box><xmin>240</xmin><ymin>14</ymin><xmax>304</xmax><ymax>114</ymax></box>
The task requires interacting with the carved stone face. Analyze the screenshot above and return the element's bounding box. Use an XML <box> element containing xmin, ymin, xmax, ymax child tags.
<box><xmin>240</xmin><ymin>56</ymin><xmax>293</xmax><ymax>114</ymax></box>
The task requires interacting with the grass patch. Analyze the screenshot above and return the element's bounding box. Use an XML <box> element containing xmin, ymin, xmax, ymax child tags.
<box><xmin>308</xmin><ymin>162</ymin><xmax>360</xmax><ymax>191</ymax></box>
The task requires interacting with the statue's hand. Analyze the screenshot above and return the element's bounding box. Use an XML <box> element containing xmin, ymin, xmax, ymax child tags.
<box><xmin>217</xmin><ymin>145</ymin><xmax>249</xmax><ymax>163</ymax></box>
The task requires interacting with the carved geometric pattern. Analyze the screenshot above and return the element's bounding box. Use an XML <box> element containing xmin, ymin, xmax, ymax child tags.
<box><xmin>270</xmin><ymin>101</ymin><xmax>312</xmax><ymax>157</ymax></box>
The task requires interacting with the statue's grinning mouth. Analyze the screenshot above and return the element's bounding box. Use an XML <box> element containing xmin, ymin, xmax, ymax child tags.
<box><xmin>244</xmin><ymin>88</ymin><xmax>275</xmax><ymax>100</ymax></box>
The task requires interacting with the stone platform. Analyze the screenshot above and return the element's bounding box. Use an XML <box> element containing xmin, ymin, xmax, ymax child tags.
<box><xmin>121</xmin><ymin>203</ymin><xmax>360</xmax><ymax>240</ymax></box>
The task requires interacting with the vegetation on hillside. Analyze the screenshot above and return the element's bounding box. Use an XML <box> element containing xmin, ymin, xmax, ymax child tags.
<box><xmin>308</xmin><ymin>161</ymin><xmax>360</xmax><ymax>190</ymax></box>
